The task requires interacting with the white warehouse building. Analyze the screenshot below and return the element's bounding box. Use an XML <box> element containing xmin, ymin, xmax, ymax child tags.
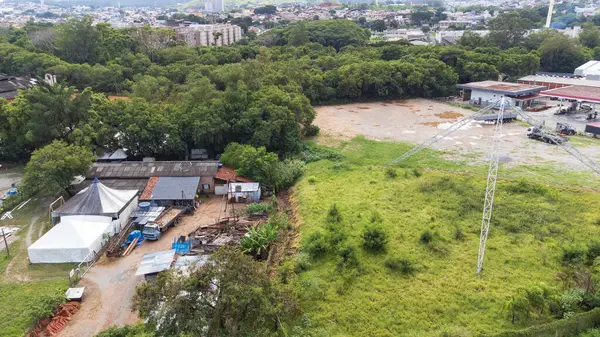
<box><xmin>457</xmin><ymin>81</ymin><xmax>546</xmax><ymax>108</ymax></box>
<box><xmin>175</xmin><ymin>24</ymin><xmax>243</xmax><ymax>47</ymax></box>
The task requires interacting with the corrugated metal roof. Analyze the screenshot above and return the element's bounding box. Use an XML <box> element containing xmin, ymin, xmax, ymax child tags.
<box><xmin>73</xmin><ymin>178</ymin><xmax>147</xmax><ymax>193</ymax></box>
<box><xmin>88</xmin><ymin>161</ymin><xmax>219</xmax><ymax>179</ymax></box>
<box><xmin>135</xmin><ymin>249</ymin><xmax>176</xmax><ymax>276</ymax></box>
<box><xmin>456</xmin><ymin>81</ymin><xmax>545</xmax><ymax>95</ymax></box>
<box><xmin>141</xmin><ymin>176</ymin><xmax>200</xmax><ymax>201</ymax></box>
<box><xmin>540</xmin><ymin>85</ymin><xmax>600</xmax><ymax>103</ymax></box>
<box><xmin>518</xmin><ymin>75</ymin><xmax>600</xmax><ymax>88</ymax></box>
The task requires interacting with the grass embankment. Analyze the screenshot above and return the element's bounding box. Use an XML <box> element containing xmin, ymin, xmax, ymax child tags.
<box><xmin>291</xmin><ymin>137</ymin><xmax>600</xmax><ymax>336</ymax></box>
<box><xmin>0</xmin><ymin>198</ymin><xmax>72</xmax><ymax>337</ymax></box>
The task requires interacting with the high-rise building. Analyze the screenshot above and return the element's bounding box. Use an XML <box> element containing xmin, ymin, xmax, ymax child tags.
<box><xmin>204</xmin><ymin>0</ymin><xmax>224</xmax><ymax>13</ymax></box>
<box><xmin>175</xmin><ymin>24</ymin><xmax>243</xmax><ymax>47</ymax></box>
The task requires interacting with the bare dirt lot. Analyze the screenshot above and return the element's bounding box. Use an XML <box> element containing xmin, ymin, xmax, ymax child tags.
<box><xmin>314</xmin><ymin>99</ymin><xmax>600</xmax><ymax>170</ymax></box>
<box><xmin>59</xmin><ymin>197</ymin><xmax>241</xmax><ymax>337</ymax></box>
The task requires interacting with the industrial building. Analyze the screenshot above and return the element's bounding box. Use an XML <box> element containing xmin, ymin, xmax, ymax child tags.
<box><xmin>0</xmin><ymin>74</ymin><xmax>37</xmax><ymax>100</ymax></box>
<box><xmin>175</xmin><ymin>24</ymin><xmax>243</xmax><ymax>46</ymax></box>
<box><xmin>457</xmin><ymin>81</ymin><xmax>546</xmax><ymax>108</ymax></box>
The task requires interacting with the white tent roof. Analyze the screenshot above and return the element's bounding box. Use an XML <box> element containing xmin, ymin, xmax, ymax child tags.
<box><xmin>28</xmin><ymin>216</ymin><xmax>113</xmax><ymax>263</ymax></box>
<box><xmin>52</xmin><ymin>179</ymin><xmax>138</xmax><ymax>218</ymax></box>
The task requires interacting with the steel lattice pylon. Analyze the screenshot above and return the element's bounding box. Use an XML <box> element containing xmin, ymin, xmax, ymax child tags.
<box><xmin>387</xmin><ymin>98</ymin><xmax>600</xmax><ymax>275</ymax></box>
<box><xmin>476</xmin><ymin>98</ymin><xmax>506</xmax><ymax>274</ymax></box>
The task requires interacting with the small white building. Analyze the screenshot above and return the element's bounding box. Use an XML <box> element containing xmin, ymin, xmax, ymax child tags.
<box><xmin>228</xmin><ymin>182</ymin><xmax>261</xmax><ymax>203</ymax></box>
<box><xmin>457</xmin><ymin>81</ymin><xmax>546</xmax><ymax>108</ymax></box>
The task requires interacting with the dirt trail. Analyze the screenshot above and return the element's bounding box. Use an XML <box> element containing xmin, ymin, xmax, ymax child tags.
<box><xmin>58</xmin><ymin>197</ymin><xmax>228</xmax><ymax>337</ymax></box>
<box><xmin>4</xmin><ymin>215</ymin><xmax>40</xmax><ymax>281</ymax></box>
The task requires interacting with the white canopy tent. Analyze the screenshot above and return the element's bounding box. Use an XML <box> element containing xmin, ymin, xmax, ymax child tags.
<box><xmin>52</xmin><ymin>178</ymin><xmax>139</xmax><ymax>233</ymax></box>
<box><xmin>28</xmin><ymin>215</ymin><xmax>114</xmax><ymax>264</ymax></box>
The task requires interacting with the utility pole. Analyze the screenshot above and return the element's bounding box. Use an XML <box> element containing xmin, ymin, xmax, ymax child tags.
<box><xmin>2</xmin><ymin>228</ymin><xmax>9</xmax><ymax>257</ymax></box>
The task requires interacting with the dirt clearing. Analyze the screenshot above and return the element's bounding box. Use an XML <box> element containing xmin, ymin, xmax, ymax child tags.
<box><xmin>314</xmin><ymin>99</ymin><xmax>600</xmax><ymax>170</ymax></box>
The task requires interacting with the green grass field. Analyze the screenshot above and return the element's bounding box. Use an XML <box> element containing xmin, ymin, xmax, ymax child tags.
<box><xmin>291</xmin><ymin>137</ymin><xmax>600</xmax><ymax>337</ymax></box>
<box><xmin>0</xmin><ymin>279</ymin><xmax>68</xmax><ymax>337</ymax></box>
<box><xmin>0</xmin><ymin>198</ymin><xmax>74</xmax><ymax>337</ymax></box>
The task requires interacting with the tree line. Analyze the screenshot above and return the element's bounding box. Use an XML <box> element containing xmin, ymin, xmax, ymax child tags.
<box><xmin>0</xmin><ymin>17</ymin><xmax>592</xmax><ymax>166</ymax></box>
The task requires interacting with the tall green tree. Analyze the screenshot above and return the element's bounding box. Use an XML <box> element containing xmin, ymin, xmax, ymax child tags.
<box><xmin>487</xmin><ymin>12</ymin><xmax>533</xmax><ymax>49</ymax></box>
<box><xmin>287</xmin><ymin>22</ymin><xmax>309</xmax><ymax>46</ymax></box>
<box><xmin>539</xmin><ymin>34</ymin><xmax>587</xmax><ymax>73</ymax></box>
<box><xmin>56</xmin><ymin>16</ymin><xmax>99</xmax><ymax>64</ymax></box>
<box><xmin>580</xmin><ymin>23</ymin><xmax>600</xmax><ymax>48</ymax></box>
<box><xmin>4</xmin><ymin>85</ymin><xmax>93</xmax><ymax>153</ymax></box>
<box><xmin>133</xmin><ymin>247</ymin><xmax>298</xmax><ymax>337</ymax></box>
<box><xmin>21</xmin><ymin>140</ymin><xmax>93</xmax><ymax>197</ymax></box>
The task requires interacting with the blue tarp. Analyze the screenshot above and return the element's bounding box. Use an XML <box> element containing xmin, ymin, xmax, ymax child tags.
<box><xmin>123</xmin><ymin>230</ymin><xmax>144</xmax><ymax>247</ymax></box>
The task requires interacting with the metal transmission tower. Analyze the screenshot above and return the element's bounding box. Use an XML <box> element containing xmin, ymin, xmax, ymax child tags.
<box><xmin>387</xmin><ymin>102</ymin><xmax>499</xmax><ymax>166</ymax></box>
<box><xmin>476</xmin><ymin>98</ymin><xmax>506</xmax><ymax>274</ymax></box>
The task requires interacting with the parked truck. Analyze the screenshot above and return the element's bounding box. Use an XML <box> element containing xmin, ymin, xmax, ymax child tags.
<box><xmin>142</xmin><ymin>206</ymin><xmax>186</xmax><ymax>241</ymax></box>
<box><xmin>556</xmin><ymin>122</ymin><xmax>576</xmax><ymax>136</ymax></box>
<box><xmin>527</xmin><ymin>126</ymin><xmax>567</xmax><ymax>144</ymax></box>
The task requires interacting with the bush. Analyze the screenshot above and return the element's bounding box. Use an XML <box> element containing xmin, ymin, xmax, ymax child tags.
<box><xmin>370</xmin><ymin>211</ymin><xmax>383</xmax><ymax>223</ymax></box>
<box><xmin>561</xmin><ymin>245</ymin><xmax>586</xmax><ymax>267</ymax></box>
<box><xmin>454</xmin><ymin>226</ymin><xmax>465</xmax><ymax>241</ymax></box>
<box><xmin>327</xmin><ymin>230</ymin><xmax>347</xmax><ymax>247</ymax></box>
<box><xmin>304</xmin><ymin>124</ymin><xmax>320</xmax><ymax>137</ymax></box>
<box><xmin>412</xmin><ymin>168</ymin><xmax>422</xmax><ymax>177</ymax></box>
<box><xmin>240</xmin><ymin>221</ymin><xmax>279</xmax><ymax>259</ymax></box>
<box><xmin>294</xmin><ymin>252</ymin><xmax>312</xmax><ymax>273</ymax></box>
<box><xmin>587</xmin><ymin>242</ymin><xmax>600</xmax><ymax>264</ymax></box>
<box><xmin>384</xmin><ymin>256</ymin><xmax>416</xmax><ymax>275</ymax></box>
<box><xmin>420</xmin><ymin>230</ymin><xmax>434</xmax><ymax>244</ymax></box>
<box><xmin>385</xmin><ymin>167</ymin><xmax>398</xmax><ymax>178</ymax></box>
<box><xmin>362</xmin><ymin>225</ymin><xmax>387</xmax><ymax>252</ymax></box>
<box><xmin>246</xmin><ymin>203</ymin><xmax>271</xmax><ymax>214</ymax></box>
<box><xmin>327</xmin><ymin>204</ymin><xmax>342</xmax><ymax>224</ymax></box>
<box><xmin>337</xmin><ymin>244</ymin><xmax>359</xmax><ymax>270</ymax></box>
<box><xmin>307</xmin><ymin>176</ymin><xmax>317</xmax><ymax>184</ymax></box>
<box><xmin>506</xmin><ymin>179</ymin><xmax>548</xmax><ymax>195</ymax></box>
<box><xmin>303</xmin><ymin>232</ymin><xmax>330</xmax><ymax>258</ymax></box>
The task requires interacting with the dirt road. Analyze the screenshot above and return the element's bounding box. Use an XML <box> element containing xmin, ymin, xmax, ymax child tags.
<box><xmin>59</xmin><ymin>197</ymin><xmax>230</xmax><ymax>337</ymax></box>
<box><xmin>314</xmin><ymin>99</ymin><xmax>600</xmax><ymax>170</ymax></box>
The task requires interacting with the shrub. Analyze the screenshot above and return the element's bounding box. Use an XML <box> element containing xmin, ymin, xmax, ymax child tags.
<box><xmin>588</xmin><ymin>242</ymin><xmax>600</xmax><ymax>264</ymax></box>
<box><xmin>303</xmin><ymin>232</ymin><xmax>330</xmax><ymax>258</ymax></box>
<box><xmin>294</xmin><ymin>252</ymin><xmax>312</xmax><ymax>273</ymax></box>
<box><xmin>428</xmin><ymin>241</ymin><xmax>449</xmax><ymax>255</ymax></box>
<box><xmin>454</xmin><ymin>226</ymin><xmax>465</xmax><ymax>241</ymax></box>
<box><xmin>327</xmin><ymin>204</ymin><xmax>342</xmax><ymax>224</ymax></box>
<box><xmin>304</xmin><ymin>124</ymin><xmax>320</xmax><ymax>137</ymax></box>
<box><xmin>561</xmin><ymin>245</ymin><xmax>586</xmax><ymax>267</ymax></box>
<box><xmin>337</xmin><ymin>244</ymin><xmax>359</xmax><ymax>270</ymax></box>
<box><xmin>412</xmin><ymin>168</ymin><xmax>422</xmax><ymax>177</ymax></box>
<box><xmin>506</xmin><ymin>179</ymin><xmax>548</xmax><ymax>195</ymax></box>
<box><xmin>240</xmin><ymin>221</ymin><xmax>279</xmax><ymax>259</ymax></box>
<box><xmin>385</xmin><ymin>167</ymin><xmax>398</xmax><ymax>178</ymax></box>
<box><xmin>307</xmin><ymin>176</ymin><xmax>317</xmax><ymax>184</ymax></box>
<box><xmin>246</xmin><ymin>203</ymin><xmax>271</xmax><ymax>214</ymax></box>
<box><xmin>327</xmin><ymin>230</ymin><xmax>347</xmax><ymax>247</ymax></box>
<box><xmin>384</xmin><ymin>256</ymin><xmax>416</xmax><ymax>275</ymax></box>
<box><xmin>362</xmin><ymin>225</ymin><xmax>387</xmax><ymax>252</ymax></box>
<box><xmin>370</xmin><ymin>211</ymin><xmax>383</xmax><ymax>223</ymax></box>
<box><xmin>420</xmin><ymin>230</ymin><xmax>434</xmax><ymax>244</ymax></box>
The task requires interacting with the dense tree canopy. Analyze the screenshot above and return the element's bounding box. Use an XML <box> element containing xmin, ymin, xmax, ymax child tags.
<box><xmin>487</xmin><ymin>12</ymin><xmax>533</xmax><ymax>49</ymax></box>
<box><xmin>540</xmin><ymin>34</ymin><xmax>587</xmax><ymax>73</ymax></box>
<box><xmin>21</xmin><ymin>141</ymin><xmax>94</xmax><ymax>197</ymax></box>
<box><xmin>133</xmin><ymin>247</ymin><xmax>298</xmax><ymax>337</ymax></box>
<box><xmin>0</xmin><ymin>17</ymin><xmax>592</xmax><ymax>164</ymax></box>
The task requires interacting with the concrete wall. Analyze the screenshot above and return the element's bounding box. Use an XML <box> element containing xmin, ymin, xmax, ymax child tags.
<box><xmin>468</xmin><ymin>90</ymin><xmax>516</xmax><ymax>107</ymax></box>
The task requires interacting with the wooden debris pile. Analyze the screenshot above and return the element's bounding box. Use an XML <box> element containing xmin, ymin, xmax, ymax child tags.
<box><xmin>27</xmin><ymin>302</ymin><xmax>81</xmax><ymax>337</ymax></box>
<box><xmin>193</xmin><ymin>218</ymin><xmax>254</xmax><ymax>253</ymax></box>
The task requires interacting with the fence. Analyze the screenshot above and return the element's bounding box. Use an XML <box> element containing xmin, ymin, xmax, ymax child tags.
<box><xmin>495</xmin><ymin>308</ymin><xmax>600</xmax><ymax>337</ymax></box>
<box><xmin>68</xmin><ymin>250</ymin><xmax>99</xmax><ymax>286</ymax></box>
